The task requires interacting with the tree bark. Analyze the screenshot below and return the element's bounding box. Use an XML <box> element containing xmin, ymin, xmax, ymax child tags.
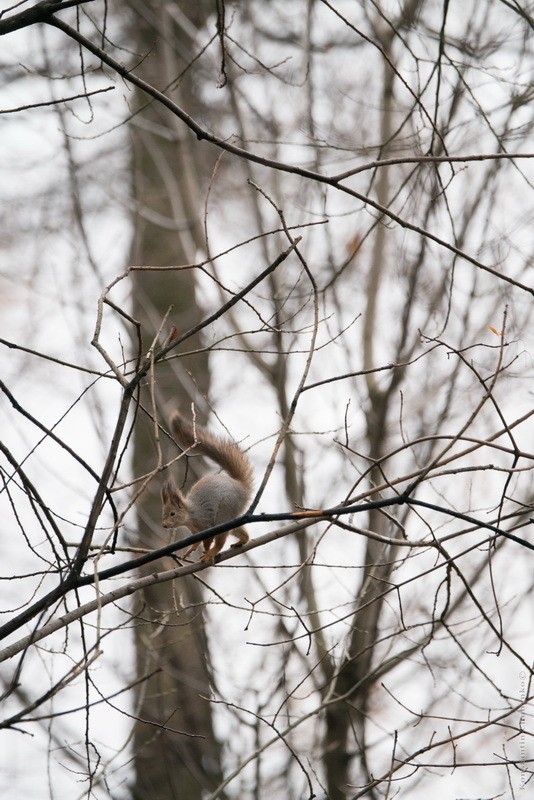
<box><xmin>323</xmin><ymin>3</ymin><xmax>423</xmax><ymax>794</ymax></box>
<box><xmin>127</xmin><ymin>2</ymin><xmax>224</xmax><ymax>797</ymax></box>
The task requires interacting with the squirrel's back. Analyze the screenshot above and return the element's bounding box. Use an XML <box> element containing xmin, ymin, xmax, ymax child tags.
<box><xmin>187</xmin><ymin>473</ymin><xmax>249</xmax><ymax>531</ymax></box>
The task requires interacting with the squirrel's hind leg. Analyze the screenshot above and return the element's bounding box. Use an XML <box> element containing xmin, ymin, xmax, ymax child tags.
<box><xmin>230</xmin><ymin>526</ymin><xmax>249</xmax><ymax>548</ymax></box>
<box><xmin>199</xmin><ymin>528</ymin><xmax>248</xmax><ymax>563</ymax></box>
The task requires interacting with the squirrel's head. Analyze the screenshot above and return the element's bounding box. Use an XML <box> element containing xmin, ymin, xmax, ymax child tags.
<box><xmin>161</xmin><ymin>478</ymin><xmax>189</xmax><ymax>528</ymax></box>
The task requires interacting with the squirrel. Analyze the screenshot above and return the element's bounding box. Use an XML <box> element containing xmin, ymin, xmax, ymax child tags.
<box><xmin>161</xmin><ymin>410</ymin><xmax>253</xmax><ymax>563</ymax></box>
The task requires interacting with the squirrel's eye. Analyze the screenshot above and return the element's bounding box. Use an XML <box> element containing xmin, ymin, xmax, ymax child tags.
<box><xmin>170</xmin><ymin>510</ymin><xmax>176</xmax><ymax>517</ymax></box>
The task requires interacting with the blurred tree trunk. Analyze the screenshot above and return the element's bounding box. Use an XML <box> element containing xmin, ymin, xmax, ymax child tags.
<box><xmin>127</xmin><ymin>2</ymin><xmax>223</xmax><ymax>797</ymax></box>
<box><xmin>323</xmin><ymin>3</ymin><xmax>422</xmax><ymax>797</ymax></box>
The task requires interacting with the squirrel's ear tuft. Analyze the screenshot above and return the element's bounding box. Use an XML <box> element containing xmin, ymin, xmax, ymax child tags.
<box><xmin>161</xmin><ymin>478</ymin><xmax>175</xmax><ymax>500</ymax></box>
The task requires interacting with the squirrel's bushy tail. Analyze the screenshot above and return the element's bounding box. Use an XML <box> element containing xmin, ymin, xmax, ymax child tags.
<box><xmin>170</xmin><ymin>411</ymin><xmax>254</xmax><ymax>494</ymax></box>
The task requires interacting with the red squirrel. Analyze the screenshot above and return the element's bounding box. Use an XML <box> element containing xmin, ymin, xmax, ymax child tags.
<box><xmin>161</xmin><ymin>410</ymin><xmax>253</xmax><ymax>563</ymax></box>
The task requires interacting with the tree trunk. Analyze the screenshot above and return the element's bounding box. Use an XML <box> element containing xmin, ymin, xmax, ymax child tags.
<box><xmin>127</xmin><ymin>2</ymin><xmax>224</xmax><ymax>797</ymax></box>
<box><xmin>323</xmin><ymin>16</ymin><xmax>403</xmax><ymax>797</ymax></box>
